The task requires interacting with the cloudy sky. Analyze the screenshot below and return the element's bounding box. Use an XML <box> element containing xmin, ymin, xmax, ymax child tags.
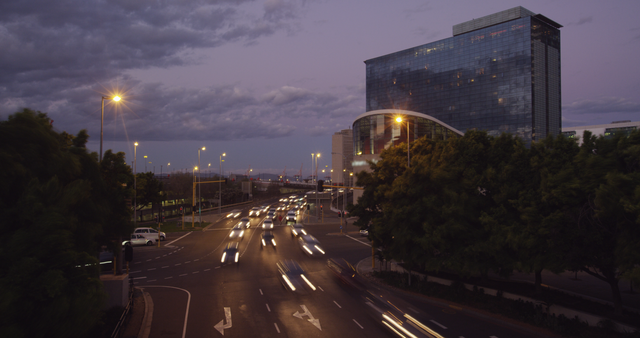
<box><xmin>2</xmin><ymin>0</ymin><xmax>639</xmax><ymax>176</ymax></box>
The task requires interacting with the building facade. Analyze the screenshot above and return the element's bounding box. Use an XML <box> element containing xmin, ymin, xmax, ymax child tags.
<box><xmin>562</xmin><ymin>121</ymin><xmax>640</xmax><ymax>145</ymax></box>
<box><xmin>364</xmin><ymin>6</ymin><xmax>562</xmax><ymax>145</ymax></box>
<box><xmin>331</xmin><ymin>129</ymin><xmax>354</xmax><ymax>186</ymax></box>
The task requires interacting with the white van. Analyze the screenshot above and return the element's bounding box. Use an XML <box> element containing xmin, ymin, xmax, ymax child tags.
<box><xmin>133</xmin><ymin>227</ymin><xmax>166</xmax><ymax>243</ymax></box>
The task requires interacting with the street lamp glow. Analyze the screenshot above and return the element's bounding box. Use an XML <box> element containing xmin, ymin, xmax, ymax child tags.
<box><xmin>113</xmin><ymin>96</ymin><xmax>121</xmax><ymax>102</ymax></box>
<box><xmin>396</xmin><ymin>117</ymin><xmax>402</xmax><ymax>123</ymax></box>
<box><xmin>195</xmin><ymin>166</ymin><xmax>198</xmax><ymax>170</ymax></box>
<box><xmin>100</xmin><ymin>95</ymin><xmax>123</xmax><ymax>161</ymax></box>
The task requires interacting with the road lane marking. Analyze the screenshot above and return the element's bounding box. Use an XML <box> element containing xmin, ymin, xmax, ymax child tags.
<box><xmin>274</xmin><ymin>323</ymin><xmax>280</xmax><ymax>333</ymax></box>
<box><xmin>162</xmin><ymin>266</ymin><xmax>170</xmax><ymax>269</ymax></box>
<box><xmin>353</xmin><ymin>319</ymin><xmax>363</xmax><ymax>329</ymax></box>
<box><xmin>215</xmin><ymin>266</ymin><xmax>221</xmax><ymax>269</ymax></box>
<box><xmin>175</xmin><ymin>263</ymin><xmax>182</xmax><ymax>266</ymax></box>
<box><xmin>179</xmin><ymin>273</ymin><xmax>188</xmax><ymax>277</ymax></box>
<box><xmin>194</xmin><ymin>259</ymin><xmax>199</xmax><ymax>261</ymax></box>
<box><xmin>147</xmin><ymin>268</ymin><xmax>156</xmax><ymax>271</ymax></box>
<box><xmin>165</xmin><ymin>276</ymin><xmax>173</xmax><ymax>279</ymax></box>
<box><xmin>146</xmin><ymin>259</ymin><xmax>152</xmax><ymax>262</ymax></box>
<box><xmin>155</xmin><ymin>256</ymin><xmax>160</xmax><ymax>259</ymax></box>
<box><xmin>130</xmin><ymin>270</ymin><xmax>142</xmax><ymax>274</ymax></box>
<box><xmin>293</xmin><ymin>305</ymin><xmax>321</xmax><ymax>331</ymax></box>
<box><xmin>192</xmin><ymin>271</ymin><xmax>199</xmax><ymax>274</ymax></box>
<box><xmin>185</xmin><ymin>261</ymin><xmax>191</xmax><ymax>264</ymax></box>
<box><xmin>333</xmin><ymin>301</ymin><xmax>342</xmax><ymax>308</ymax></box>
<box><xmin>163</xmin><ymin>254</ymin><xmax>167</xmax><ymax>257</ymax></box>
<box><xmin>430</xmin><ymin>320</ymin><xmax>447</xmax><ymax>329</ymax></box>
<box><xmin>214</xmin><ymin>307</ymin><xmax>232</xmax><ymax>335</ymax></box>
<box><xmin>165</xmin><ymin>232</ymin><xmax>192</xmax><ymax>247</ymax></box>
<box><xmin>259</xmin><ymin>289</ymin><xmax>263</xmax><ymax>295</ymax></box>
<box><xmin>204</xmin><ymin>268</ymin><xmax>211</xmax><ymax>271</ymax></box>
<box><xmin>134</xmin><ymin>261</ymin><xmax>141</xmax><ymax>264</ymax></box>
<box><xmin>147</xmin><ymin>279</ymin><xmax>156</xmax><ymax>283</ymax></box>
<box><xmin>408</xmin><ymin>307</ymin><xmax>419</xmax><ymax>313</ymax></box>
<box><xmin>266</xmin><ymin>303</ymin><xmax>271</xmax><ymax>312</ymax></box>
<box><xmin>133</xmin><ymin>277</ymin><xmax>147</xmax><ymax>280</ymax></box>
<box><xmin>344</xmin><ymin>235</ymin><xmax>372</xmax><ymax>247</ymax></box>
<box><xmin>318</xmin><ymin>286</ymin><xmax>324</xmax><ymax>292</ymax></box>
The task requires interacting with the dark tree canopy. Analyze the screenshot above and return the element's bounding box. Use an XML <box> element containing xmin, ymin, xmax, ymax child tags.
<box><xmin>0</xmin><ymin>109</ymin><xmax>133</xmax><ymax>337</ymax></box>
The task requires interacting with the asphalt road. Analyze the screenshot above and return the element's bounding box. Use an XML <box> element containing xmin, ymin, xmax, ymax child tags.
<box><xmin>127</xmin><ymin>200</ymin><xmax>552</xmax><ymax>338</ymax></box>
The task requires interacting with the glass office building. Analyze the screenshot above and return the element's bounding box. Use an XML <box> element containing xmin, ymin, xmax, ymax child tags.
<box><xmin>365</xmin><ymin>7</ymin><xmax>562</xmax><ymax>144</ymax></box>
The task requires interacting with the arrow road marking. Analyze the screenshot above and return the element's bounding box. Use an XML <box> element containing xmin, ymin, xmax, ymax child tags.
<box><xmin>215</xmin><ymin>307</ymin><xmax>232</xmax><ymax>335</ymax></box>
<box><xmin>292</xmin><ymin>305</ymin><xmax>321</xmax><ymax>331</ymax></box>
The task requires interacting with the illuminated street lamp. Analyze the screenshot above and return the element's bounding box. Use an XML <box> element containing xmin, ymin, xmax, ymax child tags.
<box><xmin>395</xmin><ymin>117</ymin><xmax>410</xmax><ymax>168</ymax></box>
<box><xmin>100</xmin><ymin>95</ymin><xmax>121</xmax><ymax>162</ymax></box>
<box><xmin>219</xmin><ymin>153</ymin><xmax>226</xmax><ymax>214</ymax></box>
<box><xmin>134</xmin><ymin>142</ymin><xmax>138</xmax><ymax>226</ymax></box>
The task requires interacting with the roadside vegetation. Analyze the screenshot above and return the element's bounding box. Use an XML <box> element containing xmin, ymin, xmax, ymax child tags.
<box><xmin>349</xmin><ymin>129</ymin><xmax>640</xmax><ymax>329</ymax></box>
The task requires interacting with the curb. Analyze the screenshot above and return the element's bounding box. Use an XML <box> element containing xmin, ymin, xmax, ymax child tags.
<box><xmin>138</xmin><ymin>288</ymin><xmax>153</xmax><ymax>338</ymax></box>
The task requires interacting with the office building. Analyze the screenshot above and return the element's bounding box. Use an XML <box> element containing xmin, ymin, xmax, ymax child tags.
<box><xmin>364</xmin><ymin>6</ymin><xmax>562</xmax><ymax>145</ymax></box>
<box><xmin>562</xmin><ymin>120</ymin><xmax>640</xmax><ymax>145</ymax></box>
<box><xmin>331</xmin><ymin>129</ymin><xmax>353</xmax><ymax>186</ymax></box>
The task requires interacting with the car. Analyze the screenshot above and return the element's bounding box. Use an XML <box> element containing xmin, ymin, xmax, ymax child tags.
<box><xmin>285</xmin><ymin>211</ymin><xmax>297</xmax><ymax>222</ymax></box>
<box><xmin>228</xmin><ymin>224</ymin><xmax>245</xmax><ymax>240</ymax></box>
<box><xmin>226</xmin><ymin>209</ymin><xmax>242</xmax><ymax>218</ymax></box>
<box><xmin>360</xmin><ymin>229</ymin><xmax>369</xmax><ymax>237</ymax></box>
<box><xmin>289</xmin><ymin>223</ymin><xmax>307</xmax><ymax>237</ymax></box>
<box><xmin>221</xmin><ymin>242</ymin><xmax>240</xmax><ymax>264</ymax></box>
<box><xmin>298</xmin><ymin>234</ymin><xmax>326</xmax><ymax>256</ymax></box>
<box><xmin>238</xmin><ymin>217</ymin><xmax>251</xmax><ymax>228</ymax></box>
<box><xmin>262</xmin><ymin>219</ymin><xmax>274</xmax><ymax>229</ymax></box>
<box><xmin>133</xmin><ymin>227</ymin><xmax>166</xmax><ymax>242</ymax></box>
<box><xmin>249</xmin><ymin>207</ymin><xmax>262</xmax><ymax>217</ymax></box>
<box><xmin>327</xmin><ymin>258</ymin><xmax>368</xmax><ymax>290</ymax></box>
<box><xmin>277</xmin><ymin>260</ymin><xmax>316</xmax><ymax>292</ymax></box>
<box><xmin>268</xmin><ymin>207</ymin><xmax>277</xmax><ymax>214</ymax></box>
<box><xmin>265</xmin><ymin>211</ymin><xmax>276</xmax><ymax>220</ymax></box>
<box><xmin>260</xmin><ymin>205</ymin><xmax>270</xmax><ymax>212</ymax></box>
<box><xmin>261</xmin><ymin>231</ymin><xmax>276</xmax><ymax>248</ymax></box>
<box><xmin>123</xmin><ymin>234</ymin><xmax>153</xmax><ymax>246</ymax></box>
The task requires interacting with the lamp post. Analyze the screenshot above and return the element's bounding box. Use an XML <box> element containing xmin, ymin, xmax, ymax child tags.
<box><xmin>100</xmin><ymin>95</ymin><xmax>121</xmax><ymax>162</ymax></box>
<box><xmin>219</xmin><ymin>153</ymin><xmax>226</xmax><ymax>214</ymax></box>
<box><xmin>312</xmin><ymin>153</ymin><xmax>321</xmax><ymax>220</ymax></box>
<box><xmin>134</xmin><ymin>142</ymin><xmax>138</xmax><ymax>226</ymax></box>
<box><xmin>396</xmin><ymin>117</ymin><xmax>410</xmax><ymax>168</ymax></box>
<box><xmin>198</xmin><ymin>147</ymin><xmax>205</xmax><ymax>225</ymax></box>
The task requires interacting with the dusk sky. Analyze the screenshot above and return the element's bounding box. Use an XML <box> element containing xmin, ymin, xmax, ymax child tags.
<box><xmin>2</xmin><ymin>0</ymin><xmax>639</xmax><ymax>176</ymax></box>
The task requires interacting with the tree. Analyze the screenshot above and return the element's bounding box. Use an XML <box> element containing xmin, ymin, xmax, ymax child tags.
<box><xmin>0</xmin><ymin>109</ymin><xmax>107</xmax><ymax>337</ymax></box>
<box><xmin>134</xmin><ymin>172</ymin><xmax>164</xmax><ymax>211</ymax></box>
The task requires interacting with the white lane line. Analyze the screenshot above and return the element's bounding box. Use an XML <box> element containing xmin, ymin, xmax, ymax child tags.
<box><xmin>155</xmin><ymin>256</ymin><xmax>161</xmax><ymax>259</ymax></box>
<box><xmin>194</xmin><ymin>259</ymin><xmax>199</xmax><ymax>261</ymax></box>
<box><xmin>165</xmin><ymin>276</ymin><xmax>173</xmax><ymax>279</ymax></box>
<box><xmin>165</xmin><ymin>232</ymin><xmax>192</xmax><ymax>246</ymax></box>
<box><xmin>274</xmin><ymin>323</ymin><xmax>280</xmax><ymax>333</ymax></box>
<box><xmin>185</xmin><ymin>261</ymin><xmax>191</xmax><ymax>264</ymax></box>
<box><xmin>333</xmin><ymin>301</ymin><xmax>342</xmax><ymax>308</ymax></box>
<box><xmin>259</xmin><ymin>289</ymin><xmax>263</xmax><ymax>295</ymax></box>
<box><xmin>430</xmin><ymin>320</ymin><xmax>447</xmax><ymax>329</ymax></box>
<box><xmin>175</xmin><ymin>263</ymin><xmax>182</xmax><ymax>266</ymax></box>
<box><xmin>146</xmin><ymin>259</ymin><xmax>152</xmax><ymax>262</ymax></box>
<box><xmin>162</xmin><ymin>266</ymin><xmax>170</xmax><ymax>269</ymax></box>
<box><xmin>179</xmin><ymin>273</ymin><xmax>188</xmax><ymax>277</ymax></box>
<box><xmin>408</xmin><ymin>306</ymin><xmax>419</xmax><ymax>314</ymax></box>
<box><xmin>266</xmin><ymin>303</ymin><xmax>271</xmax><ymax>312</ymax></box>
<box><xmin>147</xmin><ymin>268</ymin><xmax>156</xmax><ymax>271</ymax></box>
<box><xmin>147</xmin><ymin>279</ymin><xmax>156</xmax><ymax>283</ymax></box>
<box><xmin>344</xmin><ymin>235</ymin><xmax>372</xmax><ymax>247</ymax></box>
<box><xmin>204</xmin><ymin>268</ymin><xmax>211</xmax><ymax>271</ymax></box>
<box><xmin>134</xmin><ymin>261</ymin><xmax>142</xmax><ymax>264</ymax></box>
<box><xmin>129</xmin><ymin>270</ymin><xmax>142</xmax><ymax>274</ymax></box>
<box><xmin>353</xmin><ymin>319</ymin><xmax>363</xmax><ymax>329</ymax></box>
<box><xmin>163</xmin><ymin>254</ymin><xmax>167</xmax><ymax>257</ymax></box>
<box><xmin>192</xmin><ymin>271</ymin><xmax>200</xmax><ymax>274</ymax></box>
<box><xmin>133</xmin><ymin>276</ymin><xmax>147</xmax><ymax>280</ymax></box>
<box><xmin>215</xmin><ymin>266</ymin><xmax>221</xmax><ymax>269</ymax></box>
<box><xmin>318</xmin><ymin>286</ymin><xmax>324</xmax><ymax>292</ymax></box>
<box><xmin>489</xmin><ymin>336</ymin><xmax>498</xmax><ymax>338</ymax></box>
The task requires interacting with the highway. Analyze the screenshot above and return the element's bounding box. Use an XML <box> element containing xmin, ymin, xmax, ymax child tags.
<box><xmin>126</xmin><ymin>200</ymin><xmax>551</xmax><ymax>338</ymax></box>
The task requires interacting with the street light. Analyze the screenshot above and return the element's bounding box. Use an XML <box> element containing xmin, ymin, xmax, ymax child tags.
<box><xmin>396</xmin><ymin>117</ymin><xmax>410</xmax><ymax>168</ymax></box>
<box><xmin>100</xmin><ymin>95</ymin><xmax>121</xmax><ymax>162</ymax></box>
<box><xmin>219</xmin><ymin>153</ymin><xmax>226</xmax><ymax>214</ymax></box>
<box><xmin>198</xmin><ymin>147</ymin><xmax>205</xmax><ymax>225</ymax></box>
<box><xmin>134</xmin><ymin>142</ymin><xmax>138</xmax><ymax>226</ymax></box>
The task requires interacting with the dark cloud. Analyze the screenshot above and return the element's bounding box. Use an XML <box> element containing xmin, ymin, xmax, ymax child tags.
<box><xmin>572</xmin><ymin>16</ymin><xmax>593</xmax><ymax>26</ymax></box>
<box><xmin>0</xmin><ymin>0</ymin><xmax>346</xmax><ymax>144</ymax></box>
<box><xmin>563</xmin><ymin>97</ymin><xmax>640</xmax><ymax>115</ymax></box>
